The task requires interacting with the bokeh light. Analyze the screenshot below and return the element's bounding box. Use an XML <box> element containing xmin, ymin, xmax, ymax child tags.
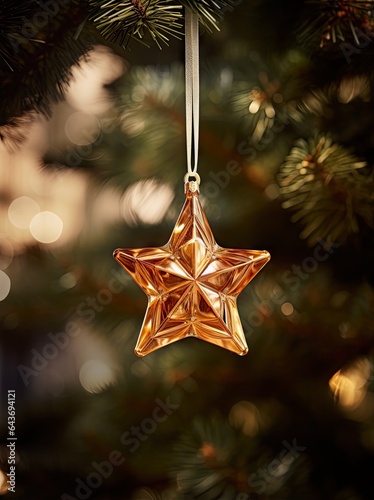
<box><xmin>66</xmin><ymin>45</ymin><xmax>126</xmax><ymax>114</ymax></box>
<box><xmin>121</xmin><ymin>179</ymin><xmax>174</xmax><ymax>226</ymax></box>
<box><xmin>30</xmin><ymin>169</ymin><xmax>87</xmax><ymax>246</ymax></box>
<box><xmin>0</xmin><ymin>271</ymin><xmax>11</xmax><ymax>301</ymax></box>
<box><xmin>0</xmin><ymin>153</ymin><xmax>86</xmax><ymax>249</ymax></box>
<box><xmin>229</xmin><ymin>400</ymin><xmax>260</xmax><ymax>436</ymax></box>
<box><xmin>8</xmin><ymin>196</ymin><xmax>40</xmax><ymax>229</ymax></box>
<box><xmin>89</xmin><ymin>185</ymin><xmax>122</xmax><ymax>235</ymax></box>
<box><xmin>30</xmin><ymin>211</ymin><xmax>63</xmax><ymax>244</ymax></box>
<box><xmin>59</xmin><ymin>272</ymin><xmax>77</xmax><ymax>290</ymax></box>
<box><xmin>0</xmin><ymin>236</ymin><xmax>14</xmax><ymax>270</ymax></box>
<box><xmin>79</xmin><ymin>359</ymin><xmax>118</xmax><ymax>394</ymax></box>
<box><xmin>338</xmin><ymin>76</ymin><xmax>370</xmax><ymax>104</ymax></box>
<box><xmin>281</xmin><ymin>302</ymin><xmax>294</xmax><ymax>316</ymax></box>
<box><xmin>264</xmin><ymin>183</ymin><xmax>280</xmax><ymax>200</ymax></box>
<box><xmin>329</xmin><ymin>357</ymin><xmax>371</xmax><ymax>414</ymax></box>
<box><xmin>64</xmin><ymin>111</ymin><xmax>101</xmax><ymax>146</ymax></box>
<box><xmin>0</xmin><ymin>469</ymin><xmax>8</xmax><ymax>494</ymax></box>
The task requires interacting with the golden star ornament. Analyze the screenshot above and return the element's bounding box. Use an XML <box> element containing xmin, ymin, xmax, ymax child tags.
<box><xmin>114</xmin><ymin>182</ymin><xmax>270</xmax><ymax>357</ymax></box>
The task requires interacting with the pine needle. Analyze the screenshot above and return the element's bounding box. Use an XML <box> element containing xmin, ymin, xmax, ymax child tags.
<box><xmin>278</xmin><ymin>133</ymin><xmax>374</xmax><ymax>245</ymax></box>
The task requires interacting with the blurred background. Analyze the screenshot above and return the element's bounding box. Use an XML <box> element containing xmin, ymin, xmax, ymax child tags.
<box><xmin>1</xmin><ymin>0</ymin><xmax>374</xmax><ymax>498</ymax></box>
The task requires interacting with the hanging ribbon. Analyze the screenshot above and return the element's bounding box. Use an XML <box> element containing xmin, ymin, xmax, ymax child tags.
<box><xmin>185</xmin><ymin>9</ymin><xmax>200</xmax><ymax>185</ymax></box>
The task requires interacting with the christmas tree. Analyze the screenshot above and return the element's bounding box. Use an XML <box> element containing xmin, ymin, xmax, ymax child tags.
<box><xmin>1</xmin><ymin>1</ymin><xmax>374</xmax><ymax>499</ymax></box>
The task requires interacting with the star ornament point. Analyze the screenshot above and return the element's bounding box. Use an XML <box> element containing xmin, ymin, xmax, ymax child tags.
<box><xmin>114</xmin><ymin>187</ymin><xmax>270</xmax><ymax>357</ymax></box>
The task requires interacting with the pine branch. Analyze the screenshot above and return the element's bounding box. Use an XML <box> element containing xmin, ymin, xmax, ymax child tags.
<box><xmin>278</xmin><ymin>133</ymin><xmax>374</xmax><ymax>245</ymax></box>
<box><xmin>89</xmin><ymin>0</ymin><xmax>237</xmax><ymax>49</ymax></box>
<box><xmin>0</xmin><ymin>0</ymin><xmax>238</xmax><ymax>144</ymax></box>
<box><xmin>89</xmin><ymin>0</ymin><xmax>183</xmax><ymax>49</ymax></box>
<box><xmin>231</xmin><ymin>67</ymin><xmax>303</xmax><ymax>144</ymax></box>
<box><xmin>0</xmin><ymin>114</ymin><xmax>34</xmax><ymax>149</ymax></box>
<box><xmin>112</xmin><ymin>64</ymin><xmax>271</xmax><ymax>190</ymax></box>
<box><xmin>170</xmin><ymin>416</ymin><xmax>243</xmax><ymax>498</ymax></box>
<box><xmin>297</xmin><ymin>0</ymin><xmax>374</xmax><ymax>53</ymax></box>
<box><xmin>0</xmin><ymin>0</ymin><xmax>35</xmax><ymax>72</ymax></box>
<box><xmin>0</xmin><ymin>0</ymin><xmax>95</xmax><ymax>138</ymax></box>
<box><xmin>180</xmin><ymin>0</ymin><xmax>237</xmax><ymax>32</ymax></box>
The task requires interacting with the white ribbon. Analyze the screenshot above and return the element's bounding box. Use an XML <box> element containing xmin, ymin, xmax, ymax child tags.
<box><xmin>185</xmin><ymin>9</ymin><xmax>200</xmax><ymax>182</ymax></box>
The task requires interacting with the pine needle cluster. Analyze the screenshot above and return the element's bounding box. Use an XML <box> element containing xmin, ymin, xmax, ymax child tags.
<box><xmin>278</xmin><ymin>134</ymin><xmax>374</xmax><ymax>245</ymax></box>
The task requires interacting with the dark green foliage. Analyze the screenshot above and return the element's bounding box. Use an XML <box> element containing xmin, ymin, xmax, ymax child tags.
<box><xmin>298</xmin><ymin>0</ymin><xmax>374</xmax><ymax>52</ymax></box>
<box><xmin>0</xmin><ymin>0</ymin><xmax>35</xmax><ymax>72</ymax></box>
<box><xmin>0</xmin><ymin>0</ymin><xmax>94</xmax><ymax>129</ymax></box>
<box><xmin>1</xmin><ymin>1</ymin><xmax>374</xmax><ymax>500</ymax></box>
<box><xmin>0</xmin><ymin>0</ymin><xmax>238</xmax><ymax>140</ymax></box>
<box><xmin>279</xmin><ymin>134</ymin><xmax>374</xmax><ymax>245</ymax></box>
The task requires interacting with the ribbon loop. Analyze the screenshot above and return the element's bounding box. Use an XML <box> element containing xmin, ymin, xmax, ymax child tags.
<box><xmin>185</xmin><ymin>9</ymin><xmax>200</xmax><ymax>178</ymax></box>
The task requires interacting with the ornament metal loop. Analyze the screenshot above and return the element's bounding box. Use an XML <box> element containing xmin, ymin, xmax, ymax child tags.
<box><xmin>184</xmin><ymin>172</ymin><xmax>200</xmax><ymax>193</ymax></box>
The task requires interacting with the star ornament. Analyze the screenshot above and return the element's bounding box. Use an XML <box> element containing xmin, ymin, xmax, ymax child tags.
<box><xmin>114</xmin><ymin>182</ymin><xmax>270</xmax><ymax>357</ymax></box>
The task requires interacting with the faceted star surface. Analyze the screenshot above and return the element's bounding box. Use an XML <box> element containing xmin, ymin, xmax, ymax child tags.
<box><xmin>114</xmin><ymin>184</ymin><xmax>270</xmax><ymax>357</ymax></box>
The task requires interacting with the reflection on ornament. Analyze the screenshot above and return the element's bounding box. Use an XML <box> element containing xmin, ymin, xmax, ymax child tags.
<box><xmin>114</xmin><ymin>183</ymin><xmax>270</xmax><ymax>356</ymax></box>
